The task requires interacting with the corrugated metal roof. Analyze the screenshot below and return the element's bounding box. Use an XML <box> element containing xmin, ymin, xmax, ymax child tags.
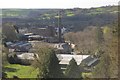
<box><xmin>56</xmin><ymin>54</ymin><xmax>90</xmax><ymax>65</ymax></box>
<box><xmin>16</xmin><ymin>53</ymin><xmax>89</xmax><ymax>65</ymax></box>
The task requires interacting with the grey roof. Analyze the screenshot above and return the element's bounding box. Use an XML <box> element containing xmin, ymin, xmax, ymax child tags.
<box><xmin>6</xmin><ymin>42</ymin><xmax>13</xmax><ymax>46</ymax></box>
<box><xmin>6</xmin><ymin>41</ymin><xmax>32</xmax><ymax>52</ymax></box>
<box><xmin>10</xmin><ymin>42</ymin><xmax>25</xmax><ymax>47</ymax></box>
<box><xmin>81</xmin><ymin>56</ymin><xmax>99</xmax><ymax>67</ymax></box>
<box><xmin>18</xmin><ymin>43</ymin><xmax>31</xmax><ymax>47</ymax></box>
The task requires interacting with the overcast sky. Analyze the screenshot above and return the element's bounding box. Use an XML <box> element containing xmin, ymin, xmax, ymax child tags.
<box><xmin>0</xmin><ymin>0</ymin><xmax>119</xmax><ymax>9</ymax></box>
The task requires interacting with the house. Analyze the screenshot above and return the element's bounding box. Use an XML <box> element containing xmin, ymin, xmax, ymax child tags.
<box><xmin>24</xmin><ymin>33</ymin><xmax>34</xmax><ymax>36</ymax></box>
<box><xmin>5</xmin><ymin>41</ymin><xmax>24</xmax><ymax>49</ymax></box>
<box><xmin>5</xmin><ymin>41</ymin><xmax>32</xmax><ymax>52</ymax></box>
<box><xmin>56</xmin><ymin>54</ymin><xmax>90</xmax><ymax>71</ymax></box>
<box><xmin>8</xmin><ymin>52</ymin><xmax>38</xmax><ymax>65</ymax></box>
<box><xmin>15</xmin><ymin>42</ymin><xmax>32</xmax><ymax>52</ymax></box>
<box><xmin>56</xmin><ymin>54</ymin><xmax>90</xmax><ymax>65</ymax></box>
<box><xmin>80</xmin><ymin>55</ymin><xmax>100</xmax><ymax>71</ymax></box>
<box><xmin>55</xmin><ymin>27</ymin><xmax>67</xmax><ymax>34</ymax></box>
<box><xmin>54</xmin><ymin>43</ymin><xmax>72</xmax><ymax>54</ymax></box>
<box><xmin>5</xmin><ymin>42</ymin><xmax>13</xmax><ymax>48</ymax></box>
<box><xmin>16</xmin><ymin>53</ymin><xmax>38</xmax><ymax>60</ymax></box>
<box><xmin>7</xmin><ymin>52</ymin><xmax>90</xmax><ymax>67</ymax></box>
<box><xmin>43</xmin><ymin>37</ymin><xmax>59</xmax><ymax>43</ymax></box>
<box><xmin>24</xmin><ymin>33</ymin><xmax>44</xmax><ymax>41</ymax></box>
<box><xmin>28</xmin><ymin>35</ymin><xmax>43</xmax><ymax>41</ymax></box>
<box><xmin>65</xmin><ymin>41</ymin><xmax>76</xmax><ymax>51</ymax></box>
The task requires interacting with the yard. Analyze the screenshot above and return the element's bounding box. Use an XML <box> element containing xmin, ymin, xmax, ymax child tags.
<box><xmin>3</xmin><ymin>64</ymin><xmax>38</xmax><ymax>78</ymax></box>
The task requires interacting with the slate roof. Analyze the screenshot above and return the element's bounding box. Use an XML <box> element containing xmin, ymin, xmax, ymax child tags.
<box><xmin>6</xmin><ymin>41</ymin><xmax>32</xmax><ymax>52</ymax></box>
<box><xmin>81</xmin><ymin>55</ymin><xmax>99</xmax><ymax>67</ymax></box>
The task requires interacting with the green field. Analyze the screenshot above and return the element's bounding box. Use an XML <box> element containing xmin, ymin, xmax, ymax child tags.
<box><xmin>3</xmin><ymin>64</ymin><xmax>39</xmax><ymax>78</ymax></box>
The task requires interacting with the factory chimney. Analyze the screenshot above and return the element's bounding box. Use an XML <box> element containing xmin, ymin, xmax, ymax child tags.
<box><xmin>57</xmin><ymin>10</ymin><xmax>62</xmax><ymax>43</ymax></box>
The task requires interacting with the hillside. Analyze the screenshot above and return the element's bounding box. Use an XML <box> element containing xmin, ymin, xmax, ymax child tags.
<box><xmin>2</xmin><ymin>6</ymin><xmax>118</xmax><ymax>31</ymax></box>
<box><xmin>2</xmin><ymin>6</ymin><xmax>119</xmax><ymax>78</ymax></box>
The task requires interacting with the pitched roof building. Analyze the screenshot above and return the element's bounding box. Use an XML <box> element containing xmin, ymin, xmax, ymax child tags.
<box><xmin>56</xmin><ymin>54</ymin><xmax>90</xmax><ymax>65</ymax></box>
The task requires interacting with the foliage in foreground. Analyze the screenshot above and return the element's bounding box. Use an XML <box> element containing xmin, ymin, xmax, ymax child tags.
<box><xmin>32</xmin><ymin>44</ymin><xmax>64</xmax><ymax>78</ymax></box>
<box><xmin>65</xmin><ymin>58</ymin><xmax>82</xmax><ymax>78</ymax></box>
<box><xmin>92</xmin><ymin>22</ymin><xmax>118</xmax><ymax>78</ymax></box>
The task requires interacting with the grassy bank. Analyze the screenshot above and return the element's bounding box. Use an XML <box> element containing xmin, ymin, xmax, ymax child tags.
<box><xmin>3</xmin><ymin>64</ymin><xmax>38</xmax><ymax>78</ymax></box>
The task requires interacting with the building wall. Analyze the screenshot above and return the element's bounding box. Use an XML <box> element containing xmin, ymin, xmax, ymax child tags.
<box><xmin>28</xmin><ymin>26</ymin><xmax>55</xmax><ymax>37</ymax></box>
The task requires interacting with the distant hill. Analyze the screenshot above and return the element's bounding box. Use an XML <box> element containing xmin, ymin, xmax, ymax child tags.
<box><xmin>2</xmin><ymin>6</ymin><xmax>118</xmax><ymax>31</ymax></box>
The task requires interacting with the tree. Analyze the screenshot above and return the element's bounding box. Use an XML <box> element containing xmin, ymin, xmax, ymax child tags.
<box><xmin>64</xmin><ymin>26</ymin><xmax>102</xmax><ymax>54</ymax></box>
<box><xmin>32</xmin><ymin>44</ymin><xmax>63</xmax><ymax>78</ymax></box>
<box><xmin>46</xmin><ymin>52</ymin><xmax>64</xmax><ymax>78</ymax></box>
<box><xmin>2</xmin><ymin>45</ymin><xmax>9</xmax><ymax>78</ymax></box>
<box><xmin>95</xmin><ymin>27</ymin><xmax>104</xmax><ymax>51</ymax></box>
<box><xmin>2</xmin><ymin>72</ymin><xmax>7</xmax><ymax>79</ymax></box>
<box><xmin>65</xmin><ymin>58</ymin><xmax>82</xmax><ymax>78</ymax></box>
<box><xmin>92</xmin><ymin>22</ymin><xmax>118</xmax><ymax>78</ymax></box>
<box><xmin>13</xmin><ymin>25</ymin><xmax>19</xmax><ymax>33</ymax></box>
<box><xmin>92</xmin><ymin>53</ymin><xmax>110</xmax><ymax>78</ymax></box>
<box><xmin>2</xmin><ymin>23</ymin><xmax>18</xmax><ymax>41</ymax></box>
